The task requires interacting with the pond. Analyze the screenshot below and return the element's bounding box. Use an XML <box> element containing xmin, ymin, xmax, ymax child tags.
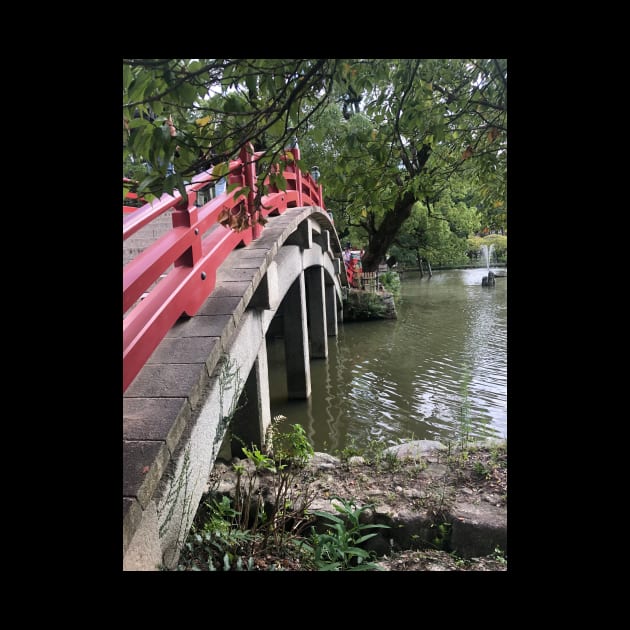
<box><xmin>267</xmin><ymin>268</ymin><xmax>507</xmax><ymax>454</ymax></box>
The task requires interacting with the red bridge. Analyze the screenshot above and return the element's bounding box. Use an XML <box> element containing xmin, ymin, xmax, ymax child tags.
<box><xmin>123</xmin><ymin>144</ymin><xmax>348</xmax><ymax>569</ymax></box>
<box><xmin>124</xmin><ymin>144</ymin><xmax>336</xmax><ymax>393</ymax></box>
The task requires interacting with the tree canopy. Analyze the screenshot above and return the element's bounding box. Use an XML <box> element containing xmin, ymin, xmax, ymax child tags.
<box><xmin>123</xmin><ymin>59</ymin><xmax>506</xmax><ymax>270</ymax></box>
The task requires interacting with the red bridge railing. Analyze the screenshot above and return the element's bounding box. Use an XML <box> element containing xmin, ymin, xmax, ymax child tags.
<box><xmin>123</xmin><ymin>144</ymin><xmax>325</xmax><ymax>393</ymax></box>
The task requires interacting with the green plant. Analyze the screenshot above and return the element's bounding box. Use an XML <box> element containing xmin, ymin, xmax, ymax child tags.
<box><xmin>213</xmin><ymin>355</ymin><xmax>246</xmax><ymax>458</ymax></box>
<box><xmin>338</xmin><ymin>436</ymin><xmax>362</xmax><ymax>461</ymax></box>
<box><xmin>383</xmin><ymin>449</ymin><xmax>401</xmax><ymax>470</ymax></box>
<box><xmin>446</xmin><ymin>371</ymin><xmax>475</xmax><ymax>469</ymax></box>
<box><xmin>473</xmin><ymin>461</ymin><xmax>491</xmax><ymax>479</ymax></box>
<box><xmin>304</xmin><ymin>497</ymin><xmax>389</xmax><ymax>571</ymax></box>
<box><xmin>490</xmin><ymin>546</ymin><xmax>507</xmax><ymax>565</ymax></box>
<box><xmin>489</xmin><ymin>441</ymin><xmax>507</xmax><ymax>467</ymax></box>
<box><xmin>366</xmin><ymin>435</ymin><xmax>396</xmax><ymax>469</ymax></box>
<box><xmin>271</xmin><ymin>422</ymin><xmax>314</xmax><ymax>467</ymax></box>
<box><xmin>452</xmin><ymin>553</ymin><xmax>469</xmax><ymax>568</ymax></box>
<box><xmin>177</xmin><ymin>495</ymin><xmax>256</xmax><ymax>571</ymax></box>
<box><xmin>379</xmin><ymin>271</ymin><xmax>401</xmax><ymax>298</ymax></box>
<box><xmin>345</xmin><ymin>290</ymin><xmax>387</xmax><ymax>320</ymax></box>
<box><xmin>177</xmin><ymin>416</ymin><xmax>320</xmax><ymax>571</ymax></box>
<box><xmin>232</xmin><ymin>444</ymin><xmax>274</xmax><ymax>531</ymax></box>
<box><xmin>339</xmin><ymin>432</ymin><xmax>395</xmax><ymax>469</ymax></box>
<box><xmin>430</xmin><ymin>522</ymin><xmax>452</xmax><ymax>550</ymax></box>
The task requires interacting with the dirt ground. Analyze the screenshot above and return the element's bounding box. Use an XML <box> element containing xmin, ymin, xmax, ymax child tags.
<box><xmin>198</xmin><ymin>442</ymin><xmax>507</xmax><ymax>571</ymax></box>
<box><xmin>306</xmin><ymin>443</ymin><xmax>507</xmax><ymax>571</ymax></box>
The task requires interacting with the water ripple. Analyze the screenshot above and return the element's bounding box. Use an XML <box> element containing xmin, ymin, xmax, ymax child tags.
<box><xmin>268</xmin><ymin>269</ymin><xmax>507</xmax><ymax>451</ymax></box>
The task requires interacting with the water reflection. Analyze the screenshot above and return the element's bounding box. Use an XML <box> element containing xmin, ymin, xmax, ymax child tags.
<box><xmin>267</xmin><ymin>268</ymin><xmax>507</xmax><ymax>453</ymax></box>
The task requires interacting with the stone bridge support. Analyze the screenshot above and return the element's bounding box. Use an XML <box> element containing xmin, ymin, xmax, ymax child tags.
<box><xmin>123</xmin><ymin>207</ymin><xmax>345</xmax><ymax>570</ymax></box>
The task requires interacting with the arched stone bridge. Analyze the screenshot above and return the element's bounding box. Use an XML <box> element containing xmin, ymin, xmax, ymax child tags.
<box><xmin>123</xmin><ymin>191</ymin><xmax>347</xmax><ymax>569</ymax></box>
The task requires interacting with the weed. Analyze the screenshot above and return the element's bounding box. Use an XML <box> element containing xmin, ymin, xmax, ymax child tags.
<box><xmin>379</xmin><ymin>271</ymin><xmax>401</xmax><ymax>298</ymax></box>
<box><xmin>430</xmin><ymin>522</ymin><xmax>452</xmax><ymax>550</ymax></box>
<box><xmin>177</xmin><ymin>422</ymin><xmax>318</xmax><ymax>570</ymax></box>
<box><xmin>490</xmin><ymin>546</ymin><xmax>507</xmax><ymax>565</ymax></box>
<box><xmin>452</xmin><ymin>553</ymin><xmax>469</xmax><ymax>568</ymax></box>
<box><xmin>270</xmin><ymin>421</ymin><xmax>314</xmax><ymax>467</ymax></box>
<box><xmin>177</xmin><ymin>495</ymin><xmax>256</xmax><ymax>571</ymax></box>
<box><xmin>304</xmin><ymin>497</ymin><xmax>390</xmax><ymax>571</ymax></box>
<box><xmin>473</xmin><ymin>461</ymin><xmax>491</xmax><ymax>479</ymax></box>
<box><xmin>338</xmin><ymin>436</ymin><xmax>362</xmax><ymax>461</ymax></box>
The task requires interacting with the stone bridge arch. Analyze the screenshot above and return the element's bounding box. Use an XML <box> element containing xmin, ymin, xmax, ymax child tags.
<box><xmin>123</xmin><ymin>206</ymin><xmax>345</xmax><ymax>570</ymax></box>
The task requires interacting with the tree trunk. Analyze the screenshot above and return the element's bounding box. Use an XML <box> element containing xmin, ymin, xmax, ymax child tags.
<box><xmin>361</xmin><ymin>190</ymin><xmax>417</xmax><ymax>272</ymax></box>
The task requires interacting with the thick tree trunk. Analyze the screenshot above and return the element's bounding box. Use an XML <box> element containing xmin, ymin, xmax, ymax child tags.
<box><xmin>362</xmin><ymin>190</ymin><xmax>416</xmax><ymax>272</ymax></box>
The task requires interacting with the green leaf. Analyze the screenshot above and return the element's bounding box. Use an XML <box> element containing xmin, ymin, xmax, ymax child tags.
<box><xmin>269</xmin><ymin>172</ymin><xmax>286</xmax><ymax>192</ymax></box>
<box><xmin>128</xmin><ymin>116</ymin><xmax>154</xmax><ymax>131</ymax></box>
<box><xmin>212</xmin><ymin>162</ymin><xmax>230</xmax><ymax>178</ymax></box>
<box><xmin>317</xmin><ymin>562</ymin><xmax>341</xmax><ymax>571</ymax></box>
<box><xmin>123</xmin><ymin>64</ymin><xmax>132</xmax><ymax>92</ymax></box>
<box><xmin>223</xmin><ymin>93</ymin><xmax>245</xmax><ymax>113</ymax></box>
<box><xmin>245</xmin><ymin>73</ymin><xmax>257</xmax><ymax>95</ymax></box>
<box><xmin>137</xmin><ymin>174</ymin><xmax>161</xmax><ymax>194</ymax></box>
<box><xmin>127</xmin><ymin>72</ymin><xmax>151</xmax><ymax>104</ymax></box>
<box><xmin>179</xmin><ymin>83</ymin><xmax>198</xmax><ymax>104</ymax></box>
<box><xmin>310</xmin><ymin>510</ymin><xmax>344</xmax><ymax>525</ymax></box>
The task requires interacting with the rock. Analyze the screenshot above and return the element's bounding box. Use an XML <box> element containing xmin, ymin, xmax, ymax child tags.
<box><xmin>470</xmin><ymin>438</ymin><xmax>507</xmax><ymax>450</ymax></box>
<box><xmin>384</xmin><ymin>440</ymin><xmax>447</xmax><ymax>461</ymax></box>
<box><xmin>449</xmin><ymin>501</ymin><xmax>507</xmax><ymax>558</ymax></box>
<box><xmin>402</xmin><ymin>488</ymin><xmax>426</xmax><ymax>499</ymax></box>
<box><xmin>348</xmin><ymin>456</ymin><xmax>366</xmax><ymax>466</ymax></box>
<box><xmin>307</xmin><ymin>452</ymin><xmax>341</xmax><ymax>471</ymax></box>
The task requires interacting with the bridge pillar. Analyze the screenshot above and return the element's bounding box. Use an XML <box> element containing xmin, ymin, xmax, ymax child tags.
<box><xmin>325</xmin><ymin>282</ymin><xmax>338</xmax><ymax>337</ymax></box>
<box><xmin>305</xmin><ymin>266</ymin><xmax>328</xmax><ymax>359</ymax></box>
<box><xmin>229</xmin><ymin>340</ymin><xmax>272</xmax><ymax>457</ymax></box>
<box><xmin>283</xmin><ymin>272</ymin><xmax>311</xmax><ymax>399</ymax></box>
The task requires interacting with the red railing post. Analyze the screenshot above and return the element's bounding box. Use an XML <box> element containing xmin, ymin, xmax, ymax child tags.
<box><xmin>292</xmin><ymin>146</ymin><xmax>303</xmax><ymax>207</ymax></box>
<box><xmin>171</xmin><ymin>190</ymin><xmax>200</xmax><ymax>267</ymax></box>
<box><xmin>240</xmin><ymin>143</ymin><xmax>259</xmax><ymax>239</ymax></box>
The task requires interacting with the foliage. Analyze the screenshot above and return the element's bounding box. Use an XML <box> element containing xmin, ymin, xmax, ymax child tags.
<box><xmin>430</xmin><ymin>522</ymin><xmax>452</xmax><ymax>550</ymax></box>
<box><xmin>378</xmin><ymin>271</ymin><xmax>401</xmax><ymax>298</ymax></box>
<box><xmin>304</xmin><ymin>497</ymin><xmax>389</xmax><ymax>570</ymax></box>
<box><xmin>123</xmin><ymin>59</ymin><xmax>338</xmax><ymax>204</ymax></box>
<box><xmin>178</xmin><ymin>422</ymin><xmax>317</xmax><ymax>570</ymax></box>
<box><xmin>344</xmin><ymin>289</ymin><xmax>387</xmax><ymax>320</ymax></box>
<box><xmin>177</xmin><ymin>495</ymin><xmax>257</xmax><ymax>571</ymax></box>
<box><xmin>268</xmin><ymin>420</ymin><xmax>314</xmax><ymax>467</ymax></box>
<box><xmin>467</xmin><ymin>234</ymin><xmax>507</xmax><ymax>264</ymax></box>
<box><xmin>176</xmin><ymin>422</ymin><xmax>394</xmax><ymax>571</ymax></box>
<box><xmin>123</xmin><ymin>59</ymin><xmax>506</xmax><ymax>270</ymax></box>
<box><xmin>491</xmin><ymin>546</ymin><xmax>508</xmax><ymax>565</ymax></box>
<box><xmin>337</xmin><ymin>432</ymin><xmax>410</xmax><ymax>471</ymax></box>
<box><xmin>300</xmin><ymin>59</ymin><xmax>506</xmax><ymax>270</ymax></box>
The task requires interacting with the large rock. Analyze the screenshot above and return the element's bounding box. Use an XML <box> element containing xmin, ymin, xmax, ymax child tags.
<box><xmin>449</xmin><ymin>501</ymin><xmax>507</xmax><ymax>558</ymax></box>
